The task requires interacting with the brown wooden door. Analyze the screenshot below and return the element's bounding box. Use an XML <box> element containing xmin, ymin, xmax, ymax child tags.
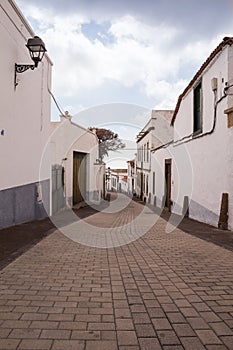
<box><xmin>73</xmin><ymin>152</ymin><xmax>87</xmax><ymax>205</ymax></box>
<box><xmin>165</xmin><ymin>159</ymin><xmax>172</xmax><ymax>211</ymax></box>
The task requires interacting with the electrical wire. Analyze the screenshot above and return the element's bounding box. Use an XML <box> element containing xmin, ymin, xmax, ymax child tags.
<box><xmin>173</xmin><ymin>91</ymin><xmax>227</xmax><ymax>147</ymax></box>
<box><xmin>48</xmin><ymin>88</ymin><xmax>65</xmax><ymax>116</ymax></box>
<box><xmin>151</xmin><ymin>86</ymin><xmax>228</xmax><ymax>153</ymax></box>
<box><xmin>46</xmin><ymin>63</ymin><xmax>65</xmax><ymax>117</ymax></box>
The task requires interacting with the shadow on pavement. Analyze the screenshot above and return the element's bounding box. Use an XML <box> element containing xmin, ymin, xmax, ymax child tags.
<box><xmin>1</xmin><ymin>194</ymin><xmax>233</xmax><ymax>270</ymax></box>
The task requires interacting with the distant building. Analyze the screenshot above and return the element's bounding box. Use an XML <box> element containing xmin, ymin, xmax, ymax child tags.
<box><xmin>109</xmin><ymin>169</ymin><xmax>128</xmax><ymax>193</ymax></box>
<box><xmin>127</xmin><ymin>160</ymin><xmax>136</xmax><ymax>196</ymax></box>
<box><xmin>136</xmin><ymin>110</ymin><xmax>173</xmax><ymax>203</ymax></box>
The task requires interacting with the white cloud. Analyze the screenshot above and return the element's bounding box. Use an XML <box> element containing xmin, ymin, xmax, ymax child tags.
<box><xmin>17</xmin><ymin>2</ymin><xmax>230</xmax><ymax>112</ymax></box>
<box><xmin>109</xmin><ymin>15</ymin><xmax>179</xmax><ymax>44</ymax></box>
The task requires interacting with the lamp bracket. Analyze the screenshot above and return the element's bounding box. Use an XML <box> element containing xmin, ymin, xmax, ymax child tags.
<box><xmin>15</xmin><ymin>63</ymin><xmax>35</xmax><ymax>88</ymax></box>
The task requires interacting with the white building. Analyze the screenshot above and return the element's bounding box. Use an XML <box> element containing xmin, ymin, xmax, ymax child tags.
<box><xmin>127</xmin><ymin>160</ymin><xmax>136</xmax><ymax>196</ymax></box>
<box><xmin>46</xmin><ymin>114</ymin><xmax>105</xmax><ymax>214</ymax></box>
<box><xmin>0</xmin><ymin>0</ymin><xmax>104</xmax><ymax>228</ymax></box>
<box><xmin>151</xmin><ymin>37</ymin><xmax>233</xmax><ymax>230</ymax></box>
<box><xmin>109</xmin><ymin>169</ymin><xmax>128</xmax><ymax>193</ymax></box>
<box><xmin>136</xmin><ymin>110</ymin><xmax>173</xmax><ymax>203</ymax></box>
<box><xmin>0</xmin><ymin>0</ymin><xmax>52</xmax><ymax>228</ymax></box>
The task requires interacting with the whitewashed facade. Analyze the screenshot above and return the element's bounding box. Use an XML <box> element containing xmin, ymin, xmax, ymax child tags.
<box><xmin>0</xmin><ymin>0</ymin><xmax>52</xmax><ymax>228</ymax></box>
<box><xmin>127</xmin><ymin>160</ymin><xmax>136</xmax><ymax>196</ymax></box>
<box><xmin>45</xmin><ymin>115</ymin><xmax>104</xmax><ymax>214</ymax></box>
<box><xmin>109</xmin><ymin>169</ymin><xmax>128</xmax><ymax>193</ymax></box>
<box><xmin>150</xmin><ymin>37</ymin><xmax>233</xmax><ymax>230</ymax></box>
<box><xmin>136</xmin><ymin>110</ymin><xmax>173</xmax><ymax>202</ymax></box>
<box><xmin>0</xmin><ymin>0</ymin><xmax>104</xmax><ymax>228</ymax></box>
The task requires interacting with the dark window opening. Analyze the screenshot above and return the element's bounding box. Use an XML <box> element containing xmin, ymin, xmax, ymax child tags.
<box><xmin>153</xmin><ymin>172</ymin><xmax>155</xmax><ymax>195</ymax></box>
<box><xmin>193</xmin><ymin>81</ymin><xmax>202</xmax><ymax>134</ymax></box>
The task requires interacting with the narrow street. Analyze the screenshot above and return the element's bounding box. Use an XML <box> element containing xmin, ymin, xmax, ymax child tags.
<box><xmin>0</xmin><ymin>196</ymin><xmax>233</xmax><ymax>349</ymax></box>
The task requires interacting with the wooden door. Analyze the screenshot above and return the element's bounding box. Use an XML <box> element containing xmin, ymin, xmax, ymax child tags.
<box><xmin>165</xmin><ymin>159</ymin><xmax>172</xmax><ymax>211</ymax></box>
<box><xmin>73</xmin><ymin>152</ymin><xmax>87</xmax><ymax>205</ymax></box>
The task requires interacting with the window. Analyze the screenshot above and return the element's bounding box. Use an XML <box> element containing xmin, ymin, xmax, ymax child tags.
<box><xmin>193</xmin><ymin>81</ymin><xmax>202</xmax><ymax>134</ymax></box>
<box><xmin>147</xmin><ymin>142</ymin><xmax>149</xmax><ymax>162</ymax></box>
<box><xmin>137</xmin><ymin>147</ymin><xmax>141</xmax><ymax>162</ymax></box>
<box><xmin>152</xmin><ymin>172</ymin><xmax>155</xmax><ymax>195</ymax></box>
<box><xmin>146</xmin><ymin>175</ymin><xmax>148</xmax><ymax>195</ymax></box>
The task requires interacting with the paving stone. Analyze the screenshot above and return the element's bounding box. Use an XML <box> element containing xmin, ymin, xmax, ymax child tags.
<box><xmin>180</xmin><ymin>336</ymin><xmax>206</xmax><ymax>350</ymax></box>
<box><xmin>30</xmin><ymin>321</ymin><xmax>59</xmax><ymax>329</ymax></box>
<box><xmin>206</xmin><ymin>346</ymin><xmax>229</xmax><ymax>350</ymax></box>
<box><xmin>173</xmin><ymin>323</ymin><xmax>196</xmax><ymax>337</ymax></box>
<box><xmin>152</xmin><ymin>318</ymin><xmax>172</xmax><ymax>330</ymax></box>
<box><xmin>48</xmin><ymin>314</ymin><xmax>74</xmax><ymax>321</ymax></box>
<box><xmin>71</xmin><ymin>330</ymin><xmax>100</xmax><ymax>340</ymax></box>
<box><xmin>210</xmin><ymin>322</ymin><xmax>233</xmax><ymax>336</ymax></box>
<box><xmin>196</xmin><ymin>329</ymin><xmax>222</xmax><ymax>344</ymax></box>
<box><xmin>101</xmin><ymin>330</ymin><xmax>117</xmax><ymax>340</ymax></box>
<box><xmin>116</xmin><ymin>318</ymin><xmax>134</xmax><ymax>330</ymax></box>
<box><xmin>85</xmin><ymin>340</ymin><xmax>118</xmax><ymax>350</ymax></box>
<box><xmin>40</xmin><ymin>329</ymin><xmax>71</xmax><ymax>339</ymax></box>
<box><xmin>52</xmin><ymin>340</ymin><xmax>85</xmax><ymax>350</ymax></box>
<box><xmin>157</xmin><ymin>330</ymin><xmax>180</xmax><ymax>345</ymax></box>
<box><xmin>147</xmin><ymin>307</ymin><xmax>166</xmax><ymax>318</ymax></box>
<box><xmin>87</xmin><ymin>322</ymin><xmax>115</xmax><ymax>330</ymax></box>
<box><xmin>163</xmin><ymin>346</ymin><xmax>184</xmax><ymax>350</ymax></box>
<box><xmin>200</xmin><ymin>312</ymin><xmax>222</xmax><ymax>323</ymax></box>
<box><xmin>1</xmin><ymin>198</ymin><xmax>233</xmax><ymax>349</ymax></box>
<box><xmin>167</xmin><ymin>312</ymin><xmax>186</xmax><ymax>324</ymax></box>
<box><xmin>135</xmin><ymin>324</ymin><xmax>156</xmax><ymax>337</ymax></box>
<box><xmin>187</xmin><ymin>317</ymin><xmax>210</xmax><ymax>329</ymax></box>
<box><xmin>1</xmin><ymin>320</ymin><xmax>31</xmax><ymax>329</ymax></box>
<box><xmin>21</xmin><ymin>313</ymin><xmax>48</xmax><ymax>321</ymax></box>
<box><xmin>220</xmin><ymin>335</ymin><xmax>233</xmax><ymax>349</ymax></box>
<box><xmin>18</xmin><ymin>339</ymin><xmax>53</xmax><ymax>349</ymax></box>
<box><xmin>139</xmin><ymin>337</ymin><xmax>162</xmax><ymax>349</ymax></box>
<box><xmin>58</xmin><ymin>321</ymin><xmax>87</xmax><ymax>330</ymax></box>
<box><xmin>9</xmin><ymin>328</ymin><xmax>41</xmax><ymax>339</ymax></box>
<box><xmin>0</xmin><ymin>339</ymin><xmax>21</xmax><ymax>349</ymax></box>
<box><xmin>117</xmin><ymin>330</ymin><xmax>138</xmax><ymax>345</ymax></box>
<box><xmin>0</xmin><ymin>328</ymin><xmax>11</xmax><ymax>338</ymax></box>
<box><xmin>115</xmin><ymin>308</ymin><xmax>132</xmax><ymax>318</ymax></box>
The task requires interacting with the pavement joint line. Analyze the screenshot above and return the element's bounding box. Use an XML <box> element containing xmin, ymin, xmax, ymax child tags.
<box><xmin>0</xmin><ymin>196</ymin><xmax>233</xmax><ymax>348</ymax></box>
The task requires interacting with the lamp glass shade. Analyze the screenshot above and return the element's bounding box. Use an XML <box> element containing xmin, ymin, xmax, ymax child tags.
<box><xmin>26</xmin><ymin>36</ymin><xmax>47</xmax><ymax>67</ymax></box>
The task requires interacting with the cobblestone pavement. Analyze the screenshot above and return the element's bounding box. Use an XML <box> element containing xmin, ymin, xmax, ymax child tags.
<box><xmin>0</xmin><ymin>196</ymin><xmax>233</xmax><ymax>349</ymax></box>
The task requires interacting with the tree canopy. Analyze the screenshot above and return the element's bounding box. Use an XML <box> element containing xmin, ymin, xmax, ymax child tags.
<box><xmin>89</xmin><ymin>127</ymin><xmax>125</xmax><ymax>161</ymax></box>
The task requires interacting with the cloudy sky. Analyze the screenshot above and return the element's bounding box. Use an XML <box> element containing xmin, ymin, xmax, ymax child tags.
<box><xmin>17</xmin><ymin>0</ymin><xmax>233</xmax><ymax>166</ymax></box>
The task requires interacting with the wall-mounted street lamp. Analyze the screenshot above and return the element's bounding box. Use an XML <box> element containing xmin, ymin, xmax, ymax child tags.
<box><xmin>15</xmin><ymin>36</ymin><xmax>47</xmax><ymax>88</ymax></box>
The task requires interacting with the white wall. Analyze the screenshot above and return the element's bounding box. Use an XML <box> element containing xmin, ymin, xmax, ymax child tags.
<box><xmin>0</xmin><ymin>0</ymin><xmax>53</xmax><ymax>227</ymax></box>
<box><xmin>47</xmin><ymin>118</ymin><xmax>102</xmax><ymax>208</ymax></box>
<box><xmin>173</xmin><ymin>45</ymin><xmax>233</xmax><ymax>229</ymax></box>
<box><xmin>150</xmin><ymin>44</ymin><xmax>233</xmax><ymax>230</ymax></box>
<box><xmin>0</xmin><ymin>0</ymin><xmax>52</xmax><ymax>190</ymax></box>
<box><xmin>226</xmin><ymin>45</ymin><xmax>233</xmax><ymax>230</ymax></box>
<box><xmin>136</xmin><ymin>110</ymin><xmax>173</xmax><ymax>201</ymax></box>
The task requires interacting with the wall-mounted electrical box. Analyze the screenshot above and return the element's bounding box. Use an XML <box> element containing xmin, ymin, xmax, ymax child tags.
<box><xmin>211</xmin><ymin>77</ymin><xmax>218</xmax><ymax>91</ymax></box>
